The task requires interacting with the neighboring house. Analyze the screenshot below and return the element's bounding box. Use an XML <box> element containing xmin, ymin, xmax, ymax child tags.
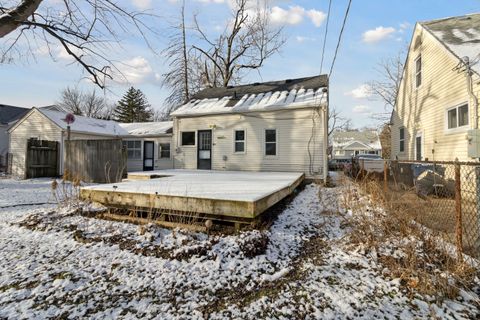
<box><xmin>331</xmin><ymin>130</ymin><xmax>382</xmax><ymax>159</ymax></box>
<box><xmin>119</xmin><ymin>121</ymin><xmax>174</xmax><ymax>172</ymax></box>
<box><xmin>391</xmin><ymin>13</ymin><xmax>480</xmax><ymax>161</ymax></box>
<box><xmin>170</xmin><ymin>75</ymin><xmax>329</xmax><ymax>179</ymax></box>
<box><xmin>8</xmin><ymin>107</ymin><xmax>128</xmax><ymax>178</ymax></box>
<box><xmin>0</xmin><ymin>104</ymin><xmax>29</xmax><ymax>165</ymax></box>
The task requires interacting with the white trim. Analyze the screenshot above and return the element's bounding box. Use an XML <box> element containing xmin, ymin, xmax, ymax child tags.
<box><xmin>158</xmin><ymin>142</ymin><xmax>171</xmax><ymax>159</ymax></box>
<box><xmin>232</xmin><ymin>128</ymin><xmax>247</xmax><ymax>154</ymax></box>
<box><xmin>264</xmin><ymin>128</ymin><xmax>278</xmax><ymax>158</ymax></box>
<box><xmin>399</xmin><ymin>127</ymin><xmax>406</xmax><ymax>153</ymax></box>
<box><xmin>414</xmin><ymin>55</ymin><xmax>422</xmax><ymax>89</ymax></box>
<box><xmin>123</xmin><ymin>139</ymin><xmax>143</xmax><ymax>160</ymax></box>
<box><xmin>415</xmin><ymin>131</ymin><xmax>423</xmax><ymax>161</ymax></box>
<box><xmin>180</xmin><ymin>131</ymin><xmax>196</xmax><ymax>147</ymax></box>
<box><xmin>445</xmin><ymin>102</ymin><xmax>469</xmax><ymax>134</ymax></box>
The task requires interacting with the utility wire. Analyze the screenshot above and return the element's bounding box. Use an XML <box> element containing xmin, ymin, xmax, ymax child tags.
<box><xmin>320</xmin><ymin>0</ymin><xmax>332</xmax><ymax>74</ymax></box>
<box><xmin>328</xmin><ymin>0</ymin><xmax>352</xmax><ymax>78</ymax></box>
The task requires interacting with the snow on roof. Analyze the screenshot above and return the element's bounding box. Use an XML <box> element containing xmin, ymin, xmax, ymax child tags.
<box><xmin>421</xmin><ymin>13</ymin><xmax>480</xmax><ymax>74</ymax></box>
<box><xmin>119</xmin><ymin>121</ymin><xmax>173</xmax><ymax>136</ymax></box>
<box><xmin>331</xmin><ymin>130</ymin><xmax>381</xmax><ymax>150</ymax></box>
<box><xmin>38</xmin><ymin>108</ymin><xmax>129</xmax><ymax>136</ymax></box>
<box><xmin>171</xmin><ymin>75</ymin><xmax>328</xmax><ymax>117</ymax></box>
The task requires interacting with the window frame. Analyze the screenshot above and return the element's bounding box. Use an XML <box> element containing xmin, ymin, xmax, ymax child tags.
<box><xmin>399</xmin><ymin>127</ymin><xmax>405</xmax><ymax>153</ymax></box>
<box><xmin>415</xmin><ymin>55</ymin><xmax>422</xmax><ymax>88</ymax></box>
<box><xmin>445</xmin><ymin>102</ymin><xmax>469</xmax><ymax>133</ymax></box>
<box><xmin>264</xmin><ymin>128</ymin><xmax>277</xmax><ymax>157</ymax></box>
<box><xmin>123</xmin><ymin>140</ymin><xmax>142</xmax><ymax>160</ymax></box>
<box><xmin>158</xmin><ymin>143</ymin><xmax>171</xmax><ymax>159</ymax></box>
<box><xmin>181</xmin><ymin>131</ymin><xmax>196</xmax><ymax>146</ymax></box>
<box><xmin>233</xmin><ymin>129</ymin><xmax>246</xmax><ymax>154</ymax></box>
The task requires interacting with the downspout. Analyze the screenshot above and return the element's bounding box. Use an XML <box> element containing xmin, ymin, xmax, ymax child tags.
<box><xmin>465</xmin><ymin>57</ymin><xmax>479</xmax><ymax>129</ymax></box>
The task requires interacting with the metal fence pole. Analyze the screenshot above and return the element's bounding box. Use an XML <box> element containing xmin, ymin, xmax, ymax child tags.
<box><xmin>454</xmin><ymin>160</ymin><xmax>463</xmax><ymax>263</ymax></box>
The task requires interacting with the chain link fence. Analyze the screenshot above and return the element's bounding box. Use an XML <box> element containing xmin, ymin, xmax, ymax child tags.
<box><xmin>349</xmin><ymin>158</ymin><xmax>480</xmax><ymax>261</ymax></box>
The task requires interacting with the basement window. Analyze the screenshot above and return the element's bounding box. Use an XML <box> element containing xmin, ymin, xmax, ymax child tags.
<box><xmin>265</xmin><ymin>129</ymin><xmax>277</xmax><ymax>156</ymax></box>
<box><xmin>159</xmin><ymin>143</ymin><xmax>171</xmax><ymax>159</ymax></box>
<box><xmin>447</xmin><ymin>104</ymin><xmax>469</xmax><ymax>130</ymax></box>
<box><xmin>234</xmin><ymin>130</ymin><xmax>245</xmax><ymax>153</ymax></box>
<box><xmin>123</xmin><ymin>140</ymin><xmax>142</xmax><ymax>159</ymax></box>
<box><xmin>181</xmin><ymin>132</ymin><xmax>195</xmax><ymax>146</ymax></box>
<box><xmin>399</xmin><ymin>128</ymin><xmax>405</xmax><ymax>153</ymax></box>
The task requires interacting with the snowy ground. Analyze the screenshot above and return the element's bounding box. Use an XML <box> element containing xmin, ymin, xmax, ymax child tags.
<box><xmin>0</xmin><ymin>177</ymin><xmax>479</xmax><ymax>319</ymax></box>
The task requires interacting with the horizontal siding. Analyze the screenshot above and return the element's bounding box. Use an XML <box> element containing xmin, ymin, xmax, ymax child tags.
<box><xmin>173</xmin><ymin>108</ymin><xmax>326</xmax><ymax>178</ymax></box>
<box><xmin>392</xmin><ymin>25</ymin><xmax>480</xmax><ymax>161</ymax></box>
<box><xmin>123</xmin><ymin>136</ymin><xmax>174</xmax><ymax>172</ymax></box>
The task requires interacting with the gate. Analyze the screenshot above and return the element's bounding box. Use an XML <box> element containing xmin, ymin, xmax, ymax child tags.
<box><xmin>26</xmin><ymin>138</ymin><xmax>59</xmax><ymax>178</ymax></box>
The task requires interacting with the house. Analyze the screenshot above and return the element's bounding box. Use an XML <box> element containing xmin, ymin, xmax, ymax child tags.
<box><xmin>391</xmin><ymin>13</ymin><xmax>480</xmax><ymax>161</ymax></box>
<box><xmin>0</xmin><ymin>104</ymin><xmax>29</xmax><ymax>167</ymax></box>
<box><xmin>170</xmin><ymin>75</ymin><xmax>329</xmax><ymax>179</ymax></box>
<box><xmin>119</xmin><ymin>121</ymin><xmax>174</xmax><ymax>172</ymax></box>
<box><xmin>331</xmin><ymin>130</ymin><xmax>382</xmax><ymax>159</ymax></box>
<box><xmin>8</xmin><ymin>107</ymin><xmax>128</xmax><ymax>178</ymax></box>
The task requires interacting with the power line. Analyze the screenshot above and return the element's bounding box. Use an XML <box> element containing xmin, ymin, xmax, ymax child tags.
<box><xmin>328</xmin><ymin>0</ymin><xmax>352</xmax><ymax>78</ymax></box>
<box><xmin>319</xmin><ymin>0</ymin><xmax>332</xmax><ymax>74</ymax></box>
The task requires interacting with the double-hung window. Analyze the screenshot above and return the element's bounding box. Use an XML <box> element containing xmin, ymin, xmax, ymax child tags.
<box><xmin>159</xmin><ymin>143</ymin><xmax>170</xmax><ymax>158</ymax></box>
<box><xmin>265</xmin><ymin>129</ymin><xmax>277</xmax><ymax>156</ymax></box>
<box><xmin>234</xmin><ymin>130</ymin><xmax>245</xmax><ymax>153</ymax></box>
<box><xmin>415</xmin><ymin>55</ymin><xmax>422</xmax><ymax>88</ymax></box>
<box><xmin>123</xmin><ymin>140</ymin><xmax>142</xmax><ymax>159</ymax></box>
<box><xmin>399</xmin><ymin>128</ymin><xmax>405</xmax><ymax>153</ymax></box>
<box><xmin>447</xmin><ymin>104</ymin><xmax>469</xmax><ymax>130</ymax></box>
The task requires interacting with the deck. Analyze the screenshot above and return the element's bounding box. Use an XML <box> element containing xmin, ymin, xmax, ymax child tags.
<box><xmin>80</xmin><ymin>170</ymin><xmax>305</xmax><ymax>224</ymax></box>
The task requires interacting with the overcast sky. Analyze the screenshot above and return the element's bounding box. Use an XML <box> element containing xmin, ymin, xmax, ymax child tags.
<box><xmin>1</xmin><ymin>0</ymin><xmax>479</xmax><ymax>127</ymax></box>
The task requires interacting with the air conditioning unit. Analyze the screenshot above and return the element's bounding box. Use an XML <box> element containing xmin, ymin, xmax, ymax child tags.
<box><xmin>467</xmin><ymin>129</ymin><xmax>480</xmax><ymax>158</ymax></box>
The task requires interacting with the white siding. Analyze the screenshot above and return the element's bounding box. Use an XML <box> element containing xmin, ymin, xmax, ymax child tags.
<box><xmin>392</xmin><ymin>24</ymin><xmax>480</xmax><ymax>161</ymax></box>
<box><xmin>173</xmin><ymin>108</ymin><xmax>326</xmax><ymax>178</ymax></box>
<box><xmin>123</xmin><ymin>136</ymin><xmax>174</xmax><ymax>172</ymax></box>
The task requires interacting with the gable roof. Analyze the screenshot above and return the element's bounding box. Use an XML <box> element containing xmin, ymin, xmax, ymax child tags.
<box><xmin>171</xmin><ymin>75</ymin><xmax>328</xmax><ymax>117</ymax></box>
<box><xmin>119</xmin><ymin>121</ymin><xmax>173</xmax><ymax>136</ymax></box>
<box><xmin>421</xmin><ymin>13</ymin><xmax>480</xmax><ymax>74</ymax></box>
<box><xmin>0</xmin><ymin>104</ymin><xmax>29</xmax><ymax>125</ymax></box>
<box><xmin>36</xmin><ymin>108</ymin><xmax>129</xmax><ymax>136</ymax></box>
<box><xmin>331</xmin><ymin>130</ymin><xmax>381</xmax><ymax>150</ymax></box>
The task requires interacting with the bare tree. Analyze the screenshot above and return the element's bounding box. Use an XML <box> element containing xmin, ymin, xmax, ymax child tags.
<box><xmin>192</xmin><ymin>0</ymin><xmax>285</xmax><ymax>88</ymax></box>
<box><xmin>0</xmin><ymin>0</ymin><xmax>159</xmax><ymax>88</ymax></box>
<box><xmin>367</xmin><ymin>50</ymin><xmax>406</xmax><ymax>121</ymax></box>
<box><xmin>328</xmin><ymin>106</ymin><xmax>352</xmax><ymax>137</ymax></box>
<box><xmin>57</xmin><ymin>87</ymin><xmax>108</xmax><ymax>118</ymax></box>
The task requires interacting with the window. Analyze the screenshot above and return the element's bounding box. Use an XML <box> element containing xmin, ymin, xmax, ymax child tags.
<box><xmin>399</xmin><ymin>128</ymin><xmax>405</xmax><ymax>152</ymax></box>
<box><xmin>123</xmin><ymin>140</ymin><xmax>142</xmax><ymax>159</ymax></box>
<box><xmin>265</xmin><ymin>129</ymin><xmax>277</xmax><ymax>156</ymax></box>
<box><xmin>415</xmin><ymin>55</ymin><xmax>422</xmax><ymax>88</ymax></box>
<box><xmin>447</xmin><ymin>104</ymin><xmax>469</xmax><ymax>129</ymax></box>
<box><xmin>159</xmin><ymin>143</ymin><xmax>170</xmax><ymax>159</ymax></box>
<box><xmin>181</xmin><ymin>131</ymin><xmax>195</xmax><ymax>146</ymax></box>
<box><xmin>234</xmin><ymin>130</ymin><xmax>245</xmax><ymax>153</ymax></box>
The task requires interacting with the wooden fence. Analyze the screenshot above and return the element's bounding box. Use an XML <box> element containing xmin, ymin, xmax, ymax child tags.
<box><xmin>65</xmin><ymin>139</ymin><xmax>126</xmax><ymax>183</ymax></box>
<box><xmin>26</xmin><ymin>139</ymin><xmax>59</xmax><ymax>178</ymax></box>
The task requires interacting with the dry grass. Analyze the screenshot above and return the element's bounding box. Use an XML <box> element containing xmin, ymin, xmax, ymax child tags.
<box><xmin>342</xmin><ymin>175</ymin><xmax>479</xmax><ymax>303</ymax></box>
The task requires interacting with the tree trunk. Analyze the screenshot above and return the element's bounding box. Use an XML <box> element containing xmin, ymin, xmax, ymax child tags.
<box><xmin>0</xmin><ymin>0</ymin><xmax>44</xmax><ymax>38</ymax></box>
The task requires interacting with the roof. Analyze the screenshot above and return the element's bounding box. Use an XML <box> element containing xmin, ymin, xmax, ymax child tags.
<box><xmin>0</xmin><ymin>104</ymin><xmax>29</xmax><ymax>125</ymax></box>
<box><xmin>331</xmin><ymin>130</ymin><xmax>381</xmax><ymax>150</ymax></box>
<box><xmin>421</xmin><ymin>13</ymin><xmax>480</xmax><ymax>74</ymax></box>
<box><xmin>171</xmin><ymin>75</ymin><xmax>328</xmax><ymax>117</ymax></box>
<box><xmin>119</xmin><ymin>121</ymin><xmax>173</xmax><ymax>136</ymax></box>
<box><xmin>37</xmin><ymin>108</ymin><xmax>129</xmax><ymax>136</ymax></box>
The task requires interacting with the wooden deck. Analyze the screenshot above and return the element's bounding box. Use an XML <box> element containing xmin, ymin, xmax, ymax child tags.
<box><xmin>80</xmin><ymin>170</ymin><xmax>305</xmax><ymax>224</ymax></box>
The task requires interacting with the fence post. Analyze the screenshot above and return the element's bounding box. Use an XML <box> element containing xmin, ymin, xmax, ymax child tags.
<box><xmin>383</xmin><ymin>160</ymin><xmax>388</xmax><ymax>194</ymax></box>
<box><xmin>454</xmin><ymin>159</ymin><xmax>463</xmax><ymax>263</ymax></box>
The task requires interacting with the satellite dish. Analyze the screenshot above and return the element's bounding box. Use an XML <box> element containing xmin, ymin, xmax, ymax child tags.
<box><xmin>63</xmin><ymin>113</ymin><xmax>75</xmax><ymax>125</ymax></box>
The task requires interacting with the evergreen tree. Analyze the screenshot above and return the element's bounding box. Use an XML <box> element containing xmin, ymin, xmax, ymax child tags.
<box><xmin>114</xmin><ymin>87</ymin><xmax>153</xmax><ymax>122</ymax></box>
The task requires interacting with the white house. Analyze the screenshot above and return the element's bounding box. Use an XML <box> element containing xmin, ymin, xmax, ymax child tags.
<box><xmin>8</xmin><ymin>107</ymin><xmax>128</xmax><ymax>178</ymax></box>
<box><xmin>331</xmin><ymin>130</ymin><xmax>382</xmax><ymax>159</ymax></box>
<box><xmin>119</xmin><ymin>121</ymin><xmax>174</xmax><ymax>172</ymax></box>
<box><xmin>0</xmin><ymin>104</ymin><xmax>29</xmax><ymax>168</ymax></box>
<box><xmin>170</xmin><ymin>75</ymin><xmax>329</xmax><ymax>180</ymax></box>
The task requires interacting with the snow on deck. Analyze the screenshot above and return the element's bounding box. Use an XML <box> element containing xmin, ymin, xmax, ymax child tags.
<box><xmin>82</xmin><ymin>170</ymin><xmax>304</xmax><ymax>202</ymax></box>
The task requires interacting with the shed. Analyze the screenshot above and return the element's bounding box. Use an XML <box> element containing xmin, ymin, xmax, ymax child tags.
<box><xmin>8</xmin><ymin>107</ymin><xmax>128</xmax><ymax>178</ymax></box>
<box><xmin>119</xmin><ymin>121</ymin><xmax>174</xmax><ymax>172</ymax></box>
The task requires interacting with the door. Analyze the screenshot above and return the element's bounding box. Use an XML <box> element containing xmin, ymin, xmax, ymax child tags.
<box><xmin>415</xmin><ymin>134</ymin><xmax>422</xmax><ymax>161</ymax></box>
<box><xmin>197</xmin><ymin>130</ymin><xmax>212</xmax><ymax>170</ymax></box>
<box><xmin>143</xmin><ymin>141</ymin><xmax>154</xmax><ymax>171</ymax></box>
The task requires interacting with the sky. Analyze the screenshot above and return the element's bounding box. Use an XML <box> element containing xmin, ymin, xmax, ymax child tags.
<box><xmin>1</xmin><ymin>0</ymin><xmax>479</xmax><ymax>128</ymax></box>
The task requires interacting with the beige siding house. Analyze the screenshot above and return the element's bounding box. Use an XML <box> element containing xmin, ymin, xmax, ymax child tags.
<box><xmin>8</xmin><ymin>108</ymin><xmax>128</xmax><ymax>178</ymax></box>
<box><xmin>331</xmin><ymin>130</ymin><xmax>382</xmax><ymax>160</ymax></box>
<box><xmin>119</xmin><ymin>121</ymin><xmax>174</xmax><ymax>172</ymax></box>
<box><xmin>171</xmin><ymin>75</ymin><xmax>329</xmax><ymax>179</ymax></box>
<box><xmin>391</xmin><ymin>14</ymin><xmax>480</xmax><ymax>161</ymax></box>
